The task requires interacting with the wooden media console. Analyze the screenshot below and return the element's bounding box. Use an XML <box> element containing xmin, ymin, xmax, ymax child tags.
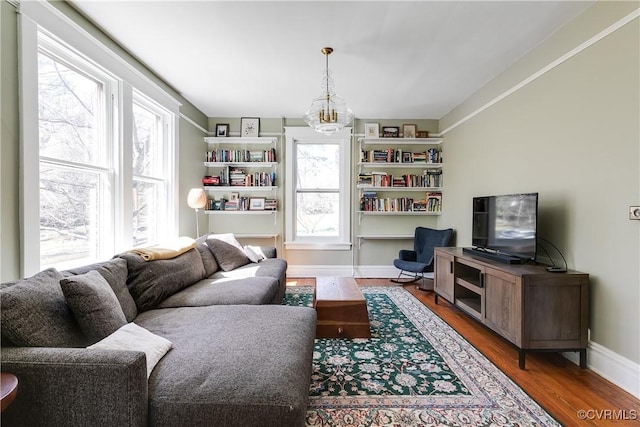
<box><xmin>434</xmin><ymin>247</ymin><xmax>589</xmax><ymax>369</ymax></box>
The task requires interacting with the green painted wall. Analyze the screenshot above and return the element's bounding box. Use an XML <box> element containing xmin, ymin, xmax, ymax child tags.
<box><xmin>0</xmin><ymin>1</ymin><xmax>20</xmax><ymax>281</ymax></box>
<box><xmin>439</xmin><ymin>1</ymin><xmax>639</xmax><ymax>364</ymax></box>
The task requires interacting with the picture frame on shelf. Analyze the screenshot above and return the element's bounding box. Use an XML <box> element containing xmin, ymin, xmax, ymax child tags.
<box><xmin>230</xmin><ymin>192</ymin><xmax>239</xmax><ymax>201</ymax></box>
<box><xmin>382</xmin><ymin>126</ymin><xmax>400</xmax><ymax>138</ymax></box>
<box><xmin>241</xmin><ymin>117</ymin><xmax>260</xmax><ymax>137</ymax></box>
<box><xmin>249</xmin><ymin>197</ymin><xmax>266</xmax><ymax>210</ymax></box>
<box><xmin>402</xmin><ymin>124</ymin><xmax>416</xmax><ymax>139</ymax></box>
<box><xmin>215</xmin><ymin>123</ymin><xmax>229</xmax><ymax>137</ymax></box>
<box><xmin>365</xmin><ymin>123</ymin><xmax>379</xmax><ymax>138</ymax></box>
<box><xmin>402</xmin><ymin>152</ymin><xmax>412</xmax><ymax>163</ymax></box>
<box><xmin>416</xmin><ymin>130</ymin><xmax>430</xmax><ymax>138</ymax></box>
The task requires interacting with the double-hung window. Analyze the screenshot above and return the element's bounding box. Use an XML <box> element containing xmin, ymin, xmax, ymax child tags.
<box><xmin>20</xmin><ymin>1</ymin><xmax>178</xmax><ymax>275</ymax></box>
<box><xmin>284</xmin><ymin>127</ymin><xmax>352</xmax><ymax>249</ymax></box>
<box><xmin>37</xmin><ymin>34</ymin><xmax>116</xmax><ymax>269</ymax></box>
<box><xmin>131</xmin><ymin>94</ymin><xmax>172</xmax><ymax>247</ymax></box>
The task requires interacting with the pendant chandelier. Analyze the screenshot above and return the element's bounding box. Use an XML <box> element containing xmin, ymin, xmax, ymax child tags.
<box><xmin>304</xmin><ymin>47</ymin><xmax>354</xmax><ymax>135</ymax></box>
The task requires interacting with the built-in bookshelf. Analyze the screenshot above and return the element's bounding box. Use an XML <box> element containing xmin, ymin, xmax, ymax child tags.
<box><xmin>202</xmin><ymin>136</ymin><xmax>279</xmax><ymax>215</ymax></box>
<box><xmin>356</xmin><ymin>137</ymin><xmax>443</xmax><ymax>216</ymax></box>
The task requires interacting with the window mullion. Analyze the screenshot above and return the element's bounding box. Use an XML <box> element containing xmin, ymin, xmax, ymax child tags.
<box><xmin>117</xmin><ymin>82</ymin><xmax>134</xmax><ymax>252</ymax></box>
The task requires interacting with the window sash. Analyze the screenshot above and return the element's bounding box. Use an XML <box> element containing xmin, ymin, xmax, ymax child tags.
<box><xmin>36</xmin><ymin>35</ymin><xmax>117</xmax><ymax>269</ymax></box>
<box><xmin>39</xmin><ymin>161</ymin><xmax>112</xmax><ymax>269</ymax></box>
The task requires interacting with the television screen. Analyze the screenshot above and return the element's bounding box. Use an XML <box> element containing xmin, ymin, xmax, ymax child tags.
<box><xmin>472</xmin><ymin>193</ymin><xmax>538</xmax><ymax>261</ymax></box>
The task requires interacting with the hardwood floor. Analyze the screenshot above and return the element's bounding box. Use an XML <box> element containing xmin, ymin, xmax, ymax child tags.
<box><xmin>287</xmin><ymin>277</ymin><xmax>640</xmax><ymax>426</ymax></box>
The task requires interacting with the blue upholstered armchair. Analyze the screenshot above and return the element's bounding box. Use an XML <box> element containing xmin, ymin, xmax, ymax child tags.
<box><xmin>392</xmin><ymin>227</ymin><xmax>453</xmax><ymax>286</ymax></box>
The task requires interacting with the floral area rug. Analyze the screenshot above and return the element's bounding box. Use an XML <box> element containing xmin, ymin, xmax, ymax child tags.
<box><xmin>284</xmin><ymin>286</ymin><xmax>560</xmax><ymax>427</ymax></box>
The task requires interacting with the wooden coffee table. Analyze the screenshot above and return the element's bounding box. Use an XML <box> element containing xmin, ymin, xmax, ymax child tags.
<box><xmin>314</xmin><ymin>277</ymin><xmax>371</xmax><ymax>338</ymax></box>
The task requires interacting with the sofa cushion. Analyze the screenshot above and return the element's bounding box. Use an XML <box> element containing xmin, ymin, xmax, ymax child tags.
<box><xmin>157</xmin><ymin>276</ymin><xmax>280</xmax><ymax>308</ymax></box>
<box><xmin>135</xmin><ymin>305</ymin><xmax>317</xmax><ymax>427</ymax></box>
<box><xmin>205</xmin><ymin>233</ymin><xmax>250</xmax><ymax>272</ymax></box>
<box><xmin>88</xmin><ymin>322</ymin><xmax>173</xmax><ymax>378</ymax></box>
<box><xmin>195</xmin><ymin>240</ymin><xmax>219</xmax><ymax>277</ymax></box>
<box><xmin>0</xmin><ymin>268</ymin><xmax>86</xmax><ymax>347</ymax></box>
<box><xmin>210</xmin><ymin>258</ymin><xmax>288</xmax><ymax>303</ymax></box>
<box><xmin>63</xmin><ymin>258</ymin><xmax>137</xmax><ymax>322</ymax></box>
<box><xmin>61</xmin><ymin>270</ymin><xmax>128</xmax><ymax>343</ymax></box>
<box><xmin>119</xmin><ymin>248</ymin><xmax>206</xmax><ymax>312</ymax></box>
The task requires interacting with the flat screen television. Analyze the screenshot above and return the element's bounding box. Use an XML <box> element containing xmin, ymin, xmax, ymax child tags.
<box><xmin>469</xmin><ymin>192</ymin><xmax>538</xmax><ymax>263</ymax></box>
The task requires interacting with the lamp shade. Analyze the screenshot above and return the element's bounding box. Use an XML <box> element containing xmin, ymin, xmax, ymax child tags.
<box><xmin>187</xmin><ymin>188</ymin><xmax>207</xmax><ymax>209</ymax></box>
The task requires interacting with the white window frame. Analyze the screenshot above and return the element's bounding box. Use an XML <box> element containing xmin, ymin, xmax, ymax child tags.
<box><xmin>284</xmin><ymin>127</ymin><xmax>352</xmax><ymax>250</ymax></box>
<box><xmin>131</xmin><ymin>91</ymin><xmax>173</xmax><ymax>247</ymax></box>
<box><xmin>35</xmin><ymin>32</ymin><xmax>119</xmax><ymax>271</ymax></box>
<box><xmin>19</xmin><ymin>1</ymin><xmax>179</xmax><ymax>276</ymax></box>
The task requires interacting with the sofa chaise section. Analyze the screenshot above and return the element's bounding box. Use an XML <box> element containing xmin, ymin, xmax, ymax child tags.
<box><xmin>137</xmin><ymin>304</ymin><xmax>317</xmax><ymax>427</ymax></box>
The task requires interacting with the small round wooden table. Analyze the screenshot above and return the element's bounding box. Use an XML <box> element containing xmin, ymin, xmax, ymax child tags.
<box><xmin>1</xmin><ymin>372</ymin><xmax>18</xmax><ymax>412</ymax></box>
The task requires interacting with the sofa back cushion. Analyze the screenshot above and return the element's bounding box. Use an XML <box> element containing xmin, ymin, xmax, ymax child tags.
<box><xmin>0</xmin><ymin>269</ymin><xmax>86</xmax><ymax>347</ymax></box>
<box><xmin>60</xmin><ymin>270</ymin><xmax>128</xmax><ymax>344</ymax></box>
<box><xmin>119</xmin><ymin>248</ymin><xmax>206</xmax><ymax>312</ymax></box>
<box><xmin>204</xmin><ymin>233</ymin><xmax>251</xmax><ymax>272</ymax></box>
<box><xmin>63</xmin><ymin>258</ymin><xmax>137</xmax><ymax>322</ymax></box>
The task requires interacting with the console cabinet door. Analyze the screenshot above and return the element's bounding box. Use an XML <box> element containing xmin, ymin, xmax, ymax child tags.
<box><xmin>483</xmin><ymin>268</ymin><xmax>521</xmax><ymax>345</ymax></box>
<box><xmin>434</xmin><ymin>250</ymin><xmax>454</xmax><ymax>303</ymax></box>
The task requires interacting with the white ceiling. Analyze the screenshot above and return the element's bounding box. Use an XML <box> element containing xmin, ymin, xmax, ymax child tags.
<box><xmin>68</xmin><ymin>1</ymin><xmax>595</xmax><ymax>120</ymax></box>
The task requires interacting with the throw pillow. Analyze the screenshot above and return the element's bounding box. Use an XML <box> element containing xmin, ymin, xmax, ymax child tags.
<box><xmin>205</xmin><ymin>233</ymin><xmax>250</xmax><ymax>272</ymax></box>
<box><xmin>88</xmin><ymin>323</ymin><xmax>173</xmax><ymax>378</ymax></box>
<box><xmin>119</xmin><ymin>248</ymin><xmax>207</xmax><ymax>311</ymax></box>
<box><xmin>0</xmin><ymin>268</ymin><xmax>86</xmax><ymax>347</ymax></box>
<box><xmin>60</xmin><ymin>270</ymin><xmax>128</xmax><ymax>343</ymax></box>
<box><xmin>63</xmin><ymin>258</ymin><xmax>137</xmax><ymax>322</ymax></box>
<box><xmin>244</xmin><ymin>245</ymin><xmax>266</xmax><ymax>263</ymax></box>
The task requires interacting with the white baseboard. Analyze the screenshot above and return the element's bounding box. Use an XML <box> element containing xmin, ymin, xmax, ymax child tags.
<box><xmin>286</xmin><ymin>264</ymin><xmax>431</xmax><ymax>279</ymax></box>
<box><xmin>287</xmin><ymin>264</ymin><xmax>403</xmax><ymax>278</ymax></box>
<box><xmin>286</xmin><ymin>265</ymin><xmax>356</xmax><ymax>278</ymax></box>
<box><xmin>564</xmin><ymin>342</ymin><xmax>640</xmax><ymax>399</ymax></box>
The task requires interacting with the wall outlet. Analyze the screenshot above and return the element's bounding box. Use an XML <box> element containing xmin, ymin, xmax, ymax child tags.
<box><xmin>630</xmin><ymin>206</ymin><xmax>640</xmax><ymax>220</ymax></box>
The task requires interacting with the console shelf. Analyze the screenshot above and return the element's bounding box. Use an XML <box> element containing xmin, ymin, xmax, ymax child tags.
<box><xmin>434</xmin><ymin>247</ymin><xmax>589</xmax><ymax>369</ymax></box>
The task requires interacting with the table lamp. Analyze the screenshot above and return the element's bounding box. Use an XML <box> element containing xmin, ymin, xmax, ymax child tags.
<box><xmin>187</xmin><ymin>188</ymin><xmax>207</xmax><ymax>237</ymax></box>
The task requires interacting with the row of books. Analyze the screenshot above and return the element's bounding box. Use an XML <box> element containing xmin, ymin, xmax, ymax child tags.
<box><xmin>206</xmin><ymin>148</ymin><xmax>276</xmax><ymax>163</ymax></box>
<box><xmin>360</xmin><ymin>148</ymin><xmax>442</xmax><ymax>164</ymax></box>
<box><xmin>357</xmin><ymin>170</ymin><xmax>443</xmax><ymax>188</ymax></box>
<box><xmin>204</xmin><ymin>167</ymin><xmax>276</xmax><ymax>187</ymax></box>
<box><xmin>360</xmin><ymin>191</ymin><xmax>442</xmax><ymax>212</ymax></box>
<box><xmin>421</xmin><ymin>193</ymin><xmax>443</xmax><ymax>212</ymax></box>
<box><xmin>206</xmin><ymin>198</ymin><xmax>278</xmax><ymax>211</ymax></box>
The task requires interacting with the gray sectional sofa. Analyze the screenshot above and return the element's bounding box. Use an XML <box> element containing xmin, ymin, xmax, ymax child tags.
<box><xmin>0</xmin><ymin>233</ymin><xmax>317</xmax><ymax>427</ymax></box>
